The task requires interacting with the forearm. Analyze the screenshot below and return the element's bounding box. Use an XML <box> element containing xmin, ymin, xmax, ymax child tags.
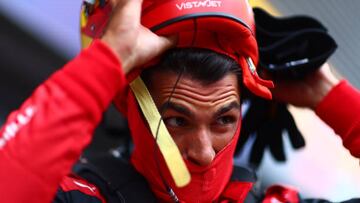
<box><xmin>0</xmin><ymin>40</ymin><xmax>127</xmax><ymax>202</ymax></box>
<box><xmin>316</xmin><ymin>80</ymin><xmax>360</xmax><ymax>157</ymax></box>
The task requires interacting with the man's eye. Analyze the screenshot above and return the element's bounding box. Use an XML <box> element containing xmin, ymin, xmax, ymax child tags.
<box><xmin>216</xmin><ymin>116</ymin><xmax>236</xmax><ymax>125</ymax></box>
<box><xmin>164</xmin><ymin>117</ymin><xmax>187</xmax><ymax>127</ymax></box>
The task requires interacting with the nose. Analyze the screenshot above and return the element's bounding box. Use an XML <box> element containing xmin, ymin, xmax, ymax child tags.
<box><xmin>185</xmin><ymin>128</ymin><xmax>215</xmax><ymax>166</ymax></box>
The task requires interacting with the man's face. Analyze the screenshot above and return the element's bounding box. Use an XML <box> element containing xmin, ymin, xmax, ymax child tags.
<box><xmin>148</xmin><ymin>71</ymin><xmax>241</xmax><ymax>166</ymax></box>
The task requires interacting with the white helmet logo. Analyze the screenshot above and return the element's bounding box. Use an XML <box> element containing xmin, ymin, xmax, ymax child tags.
<box><xmin>176</xmin><ymin>0</ymin><xmax>222</xmax><ymax>11</ymax></box>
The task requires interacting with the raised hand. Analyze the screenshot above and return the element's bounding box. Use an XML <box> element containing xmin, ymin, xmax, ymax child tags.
<box><xmin>271</xmin><ymin>63</ymin><xmax>340</xmax><ymax>109</ymax></box>
<box><xmin>101</xmin><ymin>0</ymin><xmax>176</xmax><ymax>74</ymax></box>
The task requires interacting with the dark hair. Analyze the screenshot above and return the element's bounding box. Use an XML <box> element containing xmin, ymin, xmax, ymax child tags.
<box><xmin>142</xmin><ymin>48</ymin><xmax>242</xmax><ymax>86</ymax></box>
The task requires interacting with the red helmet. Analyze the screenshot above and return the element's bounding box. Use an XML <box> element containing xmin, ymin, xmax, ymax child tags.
<box><xmin>80</xmin><ymin>0</ymin><xmax>273</xmax><ymax>99</ymax></box>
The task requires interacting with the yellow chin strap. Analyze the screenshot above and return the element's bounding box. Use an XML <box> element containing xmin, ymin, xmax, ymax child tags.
<box><xmin>129</xmin><ymin>77</ymin><xmax>191</xmax><ymax>187</ymax></box>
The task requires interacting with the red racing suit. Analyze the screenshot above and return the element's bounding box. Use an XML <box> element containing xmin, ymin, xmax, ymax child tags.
<box><xmin>0</xmin><ymin>40</ymin><xmax>360</xmax><ymax>203</ymax></box>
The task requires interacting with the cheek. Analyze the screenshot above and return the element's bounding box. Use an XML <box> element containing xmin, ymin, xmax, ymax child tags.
<box><xmin>166</xmin><ymin>128</ymin><xmax>189</xmax><ymax>153</ymax></box>
<box><xmin>212</xmin><ymin>128</ymin><xmax>237</xmax><ymax>153</ymax></box>
<box><xmin>212</xmin><ymin>116</ymin><xmax>241</xmax><ymax>152</ymax></box>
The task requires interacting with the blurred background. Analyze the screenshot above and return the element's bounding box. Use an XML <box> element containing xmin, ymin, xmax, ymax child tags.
<box><xmin>0</xmin><ymin>0</ymin><xmax>359</xmax><ymax>201</ymax></box>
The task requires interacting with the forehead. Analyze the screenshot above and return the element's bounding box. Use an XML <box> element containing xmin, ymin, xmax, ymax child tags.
<box><xmin>147</xmin><ymin>71</ymin><xmax>240</xmax><ymax>108</ymax></box>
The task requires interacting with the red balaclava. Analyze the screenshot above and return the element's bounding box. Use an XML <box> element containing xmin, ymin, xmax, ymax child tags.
<box><xmin>125</xmin><ymin>88</ymin><xmax>242</xmax><ymax>202</ymax></box>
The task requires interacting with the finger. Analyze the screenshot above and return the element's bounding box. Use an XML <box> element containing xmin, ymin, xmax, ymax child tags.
<box><xmin>268</xmin><ymin>128</ymin><xmax>286</xmax><ymax>162</ymax></box>
<box><xmin>249</xmin><ymin>133</ymin><xmax>266</xmax><ymax>168</ymax></box>
<box><xmin>288</xmin><ymin>127</ymin><xmax>306</xmax><ymax>149</ymax></box>
<box><xmin>138</xmin><ymin>29</ymin><xmax>178</xmax><ymax>63</ymax></box>
<box><xmin>111</xmin><ymin>0</ymin><xmax>143</xmax><ymax>28</ymax></box>
<box><xmin>125</xmin><ymin>0</ymin><xmax>143</xmax><ymax>24</ymax></box>
<box><xmin>285</xmin><ymin>111</ymin><xmax>306</xmax><ymax>149</ymax></box>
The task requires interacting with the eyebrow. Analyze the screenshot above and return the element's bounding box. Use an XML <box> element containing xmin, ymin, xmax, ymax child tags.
<box><xmin>160</xmin><ymin>101</ymin><xmax>240</xmax><ymax>117</ymax></box>
<box><xmin>214</xmin><ymin>101</ymin><xmax>241</xmax><ymax>117</ymax></box>
<box><xmin>160</xmin><ymin>101</ymin><xmax>192</xmax><ymax>117</ymax></box>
